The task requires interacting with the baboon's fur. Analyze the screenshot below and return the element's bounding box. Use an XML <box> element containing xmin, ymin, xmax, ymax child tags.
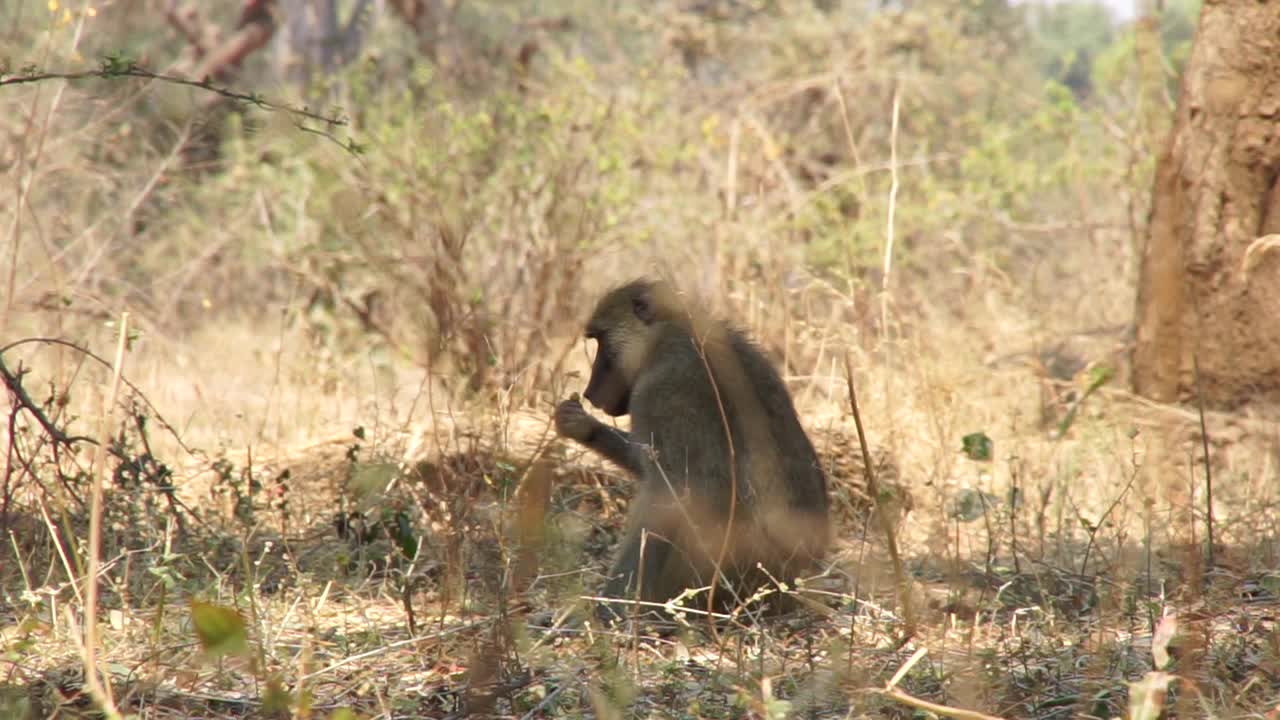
<box><xmin>555</xmin><ymin>279</ymin><xmax>830</xmax><ymax>620</ymax></box>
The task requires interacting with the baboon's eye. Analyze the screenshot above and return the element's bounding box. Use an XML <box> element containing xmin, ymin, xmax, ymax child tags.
<box><xmin>631</xmin><ymin>295</ymin><xmax>652</xmax><ymax>322</ymax></box>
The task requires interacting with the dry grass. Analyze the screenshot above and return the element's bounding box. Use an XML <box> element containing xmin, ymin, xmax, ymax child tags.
<box><xmin>4</xmin><ymin>290</ymin><xmax>1276</xmax><ymax>718</ymax></box>
<box><xmin>2</xmin><ymin>1</ymin><xmax>1278</xmax><ymax>718</ymax></box>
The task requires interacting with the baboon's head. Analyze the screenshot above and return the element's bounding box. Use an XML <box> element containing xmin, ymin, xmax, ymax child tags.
<box><xmin>581</xmin><ymin>279</ymin><xmax>675</xmax><ymax>417</ymax></box>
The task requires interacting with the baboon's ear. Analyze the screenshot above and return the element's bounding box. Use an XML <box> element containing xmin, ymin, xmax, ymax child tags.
<box><xmin>631</xmin><ymin>289</ymin><xmax>655</xmax><ymax>324</ymax></box>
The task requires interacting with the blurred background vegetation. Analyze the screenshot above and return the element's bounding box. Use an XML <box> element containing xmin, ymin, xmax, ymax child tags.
<box><xmin>5</xmin><ymin>0</ymin><xmax>1202</xmax><ymax>394</ymax></box>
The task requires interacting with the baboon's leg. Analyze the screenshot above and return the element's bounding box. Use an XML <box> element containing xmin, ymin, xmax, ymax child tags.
<box><xmin>602</xmin><ymin>525</ymin><xmax>672</xmax><ymax>614</ymax></box>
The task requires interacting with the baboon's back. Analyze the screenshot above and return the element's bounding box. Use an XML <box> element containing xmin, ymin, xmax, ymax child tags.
<box><xmin>727</xmin><ymin>331</ymin><xmax>829</xmax><ymax>511</ymax></box>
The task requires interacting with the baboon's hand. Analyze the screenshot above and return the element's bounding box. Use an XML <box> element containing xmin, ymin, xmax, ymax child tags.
<box><xmin>555</xmin><ymin>394</ymin><xmax>597</xmax><ymax>442</ymax></box>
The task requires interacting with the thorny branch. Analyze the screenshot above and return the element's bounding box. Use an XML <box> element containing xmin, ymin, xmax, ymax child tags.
<box><xmin>0</xmin><ymin>56</ymin><xmax>364</xmax><ymax>156</ymax></box>
<box><xmin>0</xmin><ymin>353</ymin><xmax>96</xmax><ymax>447</ymax></box>
<box><xmin>1</xmin><ymin>338</ymin><xmax>207</xmax><ymax>527</ymax></box>
<box><xmin>1</xmin><ymin>337</ymin><xmax>197</xmax><ymax>457</ymax></box>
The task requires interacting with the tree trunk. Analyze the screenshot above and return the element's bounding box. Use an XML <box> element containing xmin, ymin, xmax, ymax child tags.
<box><xmin>1133</xmin><ymin>0</ymin><xmax>1280</xmax><ymax>408</ymax></box>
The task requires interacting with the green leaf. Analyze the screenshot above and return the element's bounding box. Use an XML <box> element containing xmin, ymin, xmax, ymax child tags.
<box><xmin>262</xmin><ymin>675</ymin><xmax>292</xmax><ymax>716</ymax></box>
<box><xmin>99</xmin><ymin>51</ymin><xmax>135</xmax><ymax>76</ymax></box>
<box><xmin>961</xmin><ymin>432</ymin><xmax>993</xmax><ymax>461</ymax></box>
<box><xmin>390</xmin><ymin>511</ymin><xmax>419</xmax><ymax>560</ymax></box>
<box><xmin>1261</xmin><ymin>574</ymin><xmax>1280</xmax><ymax>594</ymax></box>
<box><xmin>0</xmin><ymin>685</ymin><xmax>33</xmax><ymax>720</ymax></box>
<box><xmin>189</xmin><ymin>600</ymin><xmax>249</xmax><ymax>658</ymax></box>
<box><xmin>348</xmin><ymin>463</ymin><xmax>397</xmax><ymax>509</ymax></box>
<box><xmin>949</xmin><ymin>488</ymin><xmax>998</xmax><ymax>523</ymax></box>
<box><xmin>1085</xmin><ymin>363</ymin><xmax>1114</xmax><ymax>391</ymax></box>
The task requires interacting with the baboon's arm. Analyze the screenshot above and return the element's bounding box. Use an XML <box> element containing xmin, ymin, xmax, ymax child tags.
<box><xmin>556</xmin><ymin>396</ymin><xmax>652</xmax><ymax>477</ymax></box>
<box><xmin>581</xmin><ymin>425</ymin><xmax>652</xmax><ymax>478</ymax></box>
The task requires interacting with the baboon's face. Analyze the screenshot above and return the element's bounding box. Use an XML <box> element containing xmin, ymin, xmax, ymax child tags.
<box><xmin>582</xmin><ymin>281</ymin><xmax>661</xmax><ymax>417</ymax></box>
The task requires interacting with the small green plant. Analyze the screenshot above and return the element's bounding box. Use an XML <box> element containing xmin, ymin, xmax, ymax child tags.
<box><xmin>962</xmin><ymin>431</ymin><xmax>994</xmax><ymax>461</ymax></box>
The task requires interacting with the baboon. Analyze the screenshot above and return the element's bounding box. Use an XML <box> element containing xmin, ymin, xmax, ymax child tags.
<box><xmin>555</xmin><ymin>279</ymin><xmax>830</xmax><ymax>621</ymax></box>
